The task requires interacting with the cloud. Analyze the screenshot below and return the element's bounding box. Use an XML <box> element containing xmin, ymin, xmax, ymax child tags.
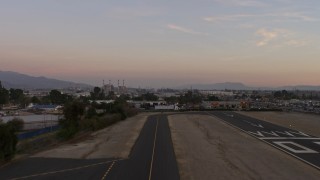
<box><xmin>167</xmin><ymin>24</ymin><xmax>208</xmax><ymax>35</ymax></box>
<box><xmin>214</xmin><ymin>0</ymin><xmax>266</xmax><ymax>7</ymax></box>
<box><xmin>204</xmin><ymin>12</ymin><xmax>317</xmax><ymax>23</ymax></box>
<box><xmin>255</xmin><ymin>28</ymin><xmax>283</xmax><ymax>46</ymax></box>
<box><xmin>255</xmin><ymin>28</ymin><xmax>307</xmax><ymax>47</ymax></box>
<box><xmin>204</xmin><ymin>14</ymin><xmax>255</xmax><ymax>22</ymax></box>
<box><xmin>280</xmin><ymin>12</ymin><xmax>317</xmax><ymax>22</ymax></box>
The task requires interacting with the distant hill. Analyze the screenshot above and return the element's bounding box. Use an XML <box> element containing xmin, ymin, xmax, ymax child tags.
<box><xmin>178</xmin><ymin>82</ymin><xmax>320</xmax><ymax>91</ymax></box>
<box><xmin>0</xmin><ymin>71</ymin><xmax>92</xmax><ymax>89</ymax></box>
<box><xmin>178</xmin><ymin>82</ymin><xmax>253</xmax><ymax>90</ymax></box>
<box><xmin>276</xmin><ymin>85</ymin><xmax>320</xmax><ymax>91</ymax></box>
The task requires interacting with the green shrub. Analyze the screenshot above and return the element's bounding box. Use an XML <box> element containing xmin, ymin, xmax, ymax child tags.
<box><xmin>0</xmin><ymin>123</ymin><xmax>18</xmax><ymax>161</ymax></box>
<box><xmin>86</xmin><ymin>107</ymin><xmax>97</xmax><ymax>118</ymax></box>
<box><xmin>58</xmin><ymin>101</ymin><xmax>85</xmax><ymax>139</ymax></box>
<box><xmin>57</xmin><ymin>125</ymin><xmax>78</xmax><ymax>139</ymax></box>
<box><xmin>79</xmin><ymin>114</ymin><xmax>122</xmax><ymax>131</ymax></box>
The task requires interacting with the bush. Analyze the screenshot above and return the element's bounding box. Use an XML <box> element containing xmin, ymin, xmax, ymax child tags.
<box><xmin>86</xmin><ymin>107</ymin><xmax>97</xmax><ymax>118</ymax></box>
<box><xmin>58</xmin><ymin>101</ymin><xmax>85</xmax><ymax>139</ymax></box>
<box><xmin>79</xmin><ymin>114</ymin><xmax>121</xmax><ymax>131</ymax></box>
<box><xmin>0</xmin><ymin>123</ymin><xmax>18</xmax><ymax>161</ymax></box>
<box><xmin>57</xmin><ymin>125</ymin><xmax>78</xmax><ymax>139</ymax></box>
<box><xmin>7</xmin><ymin>118</ymin><xmax>24</xmax><ymax>132</ymax></box>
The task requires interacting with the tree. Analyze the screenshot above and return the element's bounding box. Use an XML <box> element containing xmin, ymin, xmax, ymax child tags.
<box><xmin>0</xmin><ymin>122</ymin><xmax>18</xmax><ymax>161</ymax></box>
<box><xmin>164</xmin><ymin>96</ymin><xmax>179</xmax><ymax>104</ymax></box>
<box><xmin>6</xmin><ymin>118</ymin><xmax>24</xmax><ymax>132</ymax></box>
<box><xmin>49</xmin><ymin>90</ymin><xmax>72</xmax><ymax>104</ymax></box>
<box><xmin>119</xmin><ymin>94</ymin><xmax>130</xmax><ymax>101</ymax></box>
<box><xmin>106</xmin><ymin>91</ymin><xmax>116</xmax><ymax>100</ymax></box>
<box><xmin>179</xmin><ymin>91</ymin><xmax>202</xmax><ymax>105</ymax></box>
<box><xmin>142</xmin><ymin>93</ymin><xmax>159</xmax><ymax>101</ymax></box>
<box><xmin>273</xmin><ymin>90</ymin><xmax>297</xmax><ymax>100</ymax></box>
<box><xmin>63</xmin><ymin>101</ymin><xmax>85</xmax><ymax>126</ymax></box>
<box><xmin>31</xmin><ymin>96</ymin><xmax>41</xmax><ymax>104</ymax></box>
<box><xmin>111</xmin><ymin>98</ymin><xmax>130</xmax><ymax>120</ymax></box>
<box><xmin>49</xmin><ymin>90</ymin><xmax>64</xmax><ymax>104</ymax></box>
<box><xmin>58</xmin><ymin>101</ymin><xmax>85</xmax><ymax>138</ymax></box>
<box><xmin>86</xmin><ymin>107</ymin><xmax>97</xmax><ymax>118</ymax></box>
<box><xmin>9</xmin><ymin>89</ymin><xmax>24</xmax><ymax>103</ymax></box>
<box><xmin>207</xmin><ymin>95</ymin><xmax>220</xmax><ymax>101</ymax></box>
<box><xmin>9</xmin><ymin>88</ymin><xmax>28</xmax><ymax>107</ymax></box>
<box><xmin>90</xmin><ymin>87</ymin><xmax>105</xmax><ymax>100</ymax></box>
<box><xmin>0</xmin><ymin>82</ymin><xmax>9</xmax><ymax>106</ymax></box>
<box><xmin>132</xmin><ymin>96</ymin><xmax>143</xmax><ymax>101</ymax></box>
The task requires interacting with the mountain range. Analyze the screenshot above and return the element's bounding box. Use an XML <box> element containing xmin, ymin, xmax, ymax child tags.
<box><xmin>1</xmin><ymin>71</ymin><xmax>319</xmax><ymax>91</ymax></box>
<box><xmin>178</xmin><ymin>82</ymin><xmax>320</xmax><ymax>91</ymax></box>
<box><xmin>0</xmin><ymin>71</ymin><xmax>92</xmax><ymax>89</ymax></box>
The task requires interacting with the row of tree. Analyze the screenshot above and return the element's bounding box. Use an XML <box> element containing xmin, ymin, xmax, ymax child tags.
<box><xmin>273</xmin><ymin>90</ymin><xmax>320</xmax><ymax>100</ymax></box>
<box><xmin>58</xmin><ymin>95</ymin><xmax>138</xmax><ymax>139</ymax></box>
<box><xmin>0</xmin><ymin>81</ymin><xmax>74</xmax><ymax>108</ymax></box>
<box><xmin>89</xmin><ymin>87</ymin><xmax>219</xmax><ymax>104</ymax></box>
<box><xmin>0</xmin><ymin>82</ymin><xmax>27</xmax><ymax>107</ymax></box>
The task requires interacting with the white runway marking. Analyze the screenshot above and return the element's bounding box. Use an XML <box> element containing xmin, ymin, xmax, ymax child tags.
<box><xmin>9</xmin><ymin>159</ymin><xmax>124</xmax><ymax>180</ymax></box>
<box><xmin>273</xmin><ymin>141</ymin><xmax>318</xmax><ymax>154</ymax></box>
<box><xmin>260</xmin><ymin>137</ymin><xmax>320</xmax><ymax>140</ymax></box>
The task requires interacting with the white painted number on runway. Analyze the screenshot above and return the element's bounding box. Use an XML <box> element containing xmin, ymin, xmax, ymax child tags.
<box><xmin>273</xmin><ymin>141</ymin><xmax>318</xmax><ymax>154</ymax></box>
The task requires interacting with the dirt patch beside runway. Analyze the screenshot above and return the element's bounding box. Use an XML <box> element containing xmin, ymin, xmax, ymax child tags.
<box><xmin>33</xmin><ymin>113</ymin><xmax>152</xmax><ymax>159</ymax></box>
<box><xmin>169</xmin><ymin>114</ymin><xmax>320</xmax><ymax>180</ymax></box>
<box><xmin>238</xmin><ymin>111</ymin><xmax>320</xmax><ymax>137</ymax></box>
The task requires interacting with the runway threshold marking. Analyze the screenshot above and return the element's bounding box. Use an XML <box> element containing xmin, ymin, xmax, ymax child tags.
<box><xmin>148</xmin><ymin>118</ymin><xmax>159</xmax><ymax>180</ymax></box>
<box><xmin>8</xmin><ymin>159</ymin><xmax>122</xmax><ymax>180</ymax></box>
<box><xmin>260</xmin><ymin>137</ymin><xmax>320</xmax><ymax>140</ymax></box>
<box><xmin>101</xmin><ymin>161</ymin><xmax>116</xmax><ymax>180</ymax></box>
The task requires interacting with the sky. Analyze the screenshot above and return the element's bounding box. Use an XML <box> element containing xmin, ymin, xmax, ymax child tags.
<box><xmin>1</xmin><ymin>0</ymin><xmax>320</xmax><ymax>88</ymax></box>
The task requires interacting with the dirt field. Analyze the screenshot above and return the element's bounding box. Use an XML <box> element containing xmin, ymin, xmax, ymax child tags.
<box><xmin>168</xmin><ymin>114</ymin><xmax>320</xmax><ymax>180</ymax></box>
<box><xmin>238</xmin><ymin>111</ymin><xmax>320</xmax><ymax>137</ymax></box>
<box><xmin>33</xmin><ymin>113</ymin><xmax>151</xmax><ymax>159</ymax></box>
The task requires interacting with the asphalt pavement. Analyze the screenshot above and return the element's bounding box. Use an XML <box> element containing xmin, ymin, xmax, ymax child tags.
<box><xmin>0</xmin><ymin>114</ymin><xmax>180</xmax><ymax>180</ymax></box>
<box><xmin>207</xmin><ymin>111</ymin><xmax>320</xmax><ymax>171</ymax></box>
<box><xmin>106</xmin><ymin>114</ymin><xmax>180</xmax><ymax>180</ymax></box>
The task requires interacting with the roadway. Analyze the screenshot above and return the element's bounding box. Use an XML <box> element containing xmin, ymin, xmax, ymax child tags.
<box><xmin>207</xmin><ymin>111</ymin><xmax>320</xmax><ymax>170</ymax></box>
<box><xmin>0</xmin><ymin>114</ymin><xmax>180</xmax><ymax>180</ymax></box>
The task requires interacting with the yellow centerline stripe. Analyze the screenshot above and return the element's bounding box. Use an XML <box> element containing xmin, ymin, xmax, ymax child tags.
<box><xmin>148</xmin><ymin>117</ymin><xmax>159</xmax><ymax>180</ymax></box>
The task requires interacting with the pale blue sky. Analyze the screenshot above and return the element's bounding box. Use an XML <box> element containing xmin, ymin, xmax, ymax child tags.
<box><xmin>1</xmin><ymin>0</ymin><xmax>320</xmax><ymax>88</ymax></box>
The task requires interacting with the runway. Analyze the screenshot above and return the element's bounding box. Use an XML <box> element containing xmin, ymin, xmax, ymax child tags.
<box><xmin>208</xmin><ymin>111</ymin><xmax>320</xmax><ymax>170</ymax></box>
<box><xmin>0</xmin><ymin>114</ymin><xmax>180</xmax><ymax>180</ymax></box>
<box><xmin>106</xmin><ymin>114</ymin><xmax>180</xmax><ymax>180</ymax></box>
